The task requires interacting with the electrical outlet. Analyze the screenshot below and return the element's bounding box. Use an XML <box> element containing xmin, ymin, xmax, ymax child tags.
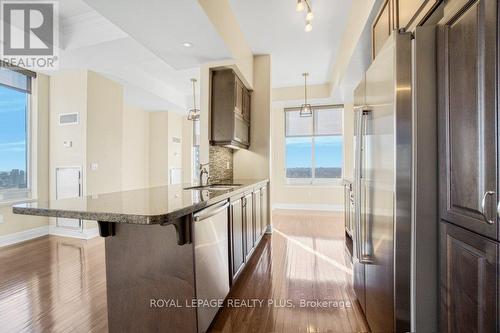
<box><xmin>226</xmin><ymin>162</ymin><xmax>230</xmax><ymax>170</ymax></box>
<box><xmin>90</xmin><ymin>163</ymin><xmax>98</xmax><ymax>171</ymax></box>
<box><xmin>0</xmin><ymin>215</ymin><xmax>4</xmax><ymax>224</ymax></box>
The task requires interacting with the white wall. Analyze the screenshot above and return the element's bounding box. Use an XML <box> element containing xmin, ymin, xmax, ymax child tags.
<box><xmin>149</xmin><ymin>111</ymin><xmax>186</xmax><ymax>187</ymax></box>
<box><xmin>86</xmin><ymin>71</ymin><xmax>123</xmax><ymax>195</ymax></box>
<box><xmin>49</xmin><ymin>70</ymin><xmax>124</xmax><ymax>231</ymax></box>
<box><xmin>182</xmin><ymin>118</ymin><xmax>193</xmax><ymax>183</ymax></box>
<box><xmin>122</xmin><ymin>105</ymin><xmax>150</xmax><ymax>190</ymax></box>
<box><xmin>49</xmin><ymin>71</ymin><xmax>87</xmax><ymax>205</ymax></box>
<box><xmin>149</xmin><ymin>112</ymin><xmax>169</xmax><ymax>187</ymax></box>
<box><xmin>167</xmin><ymin>112</ymin><xmax>183</xmax><ymax>176</ymax></box>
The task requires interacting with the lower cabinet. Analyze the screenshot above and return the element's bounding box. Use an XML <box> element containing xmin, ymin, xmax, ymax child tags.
<box><xmin>244</xmin><ymin>193</ymin><xmax>254</xmax><ymax>261</ymax></box>
<box><xmin>229</xmin><ymin>183</ymin><xmax>269</xmax><ymax>285</ymax></box>
<box><xmin>260</xmin><ymin>186</ymin><xmax>268</xmax><ymax>236</ymax></box>
<box><xmin>253</xmin><ymin>188</ymin><xmax>262</xmax><ymax>244</ymax></box>
<box><xmin>230</xmin><ymin>197</ymin><xmax>245</xmax><ymax>282</ymax></box>
<box><xmin>440</xmin><ymin>221</ymin><xmax>498</xmax><ymax>332</ymax></box>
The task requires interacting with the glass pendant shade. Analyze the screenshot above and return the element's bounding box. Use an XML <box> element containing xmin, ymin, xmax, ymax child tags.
<box><xmin>300</xmin><ymin>73</ymin><xmax>313</xmax><ymax>117</ymax></box>
<box><xmin>187</xmin><ymin>108</ymin><xmax>200</xmax><ymax>121</ymax></box>
<box><xmin>300</xmin><ymin>103</ymin><xmax>313</xmax><ymax>117</ymax></box>
<box><xmin>187</xmin><ymin>78</ymin><xmax>200</xmax><ymax>121</ymax></box>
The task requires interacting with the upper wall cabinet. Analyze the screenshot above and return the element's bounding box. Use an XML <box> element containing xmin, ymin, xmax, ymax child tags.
<box><xmin>211</xmin><ymin>69</ymin><xmax>251</xmax><ymax>149</ymax></box>
<box><xmin>372</xmin><ymin>0</ymin><xmax>392</xmax><ymax>59</ymax></box>
<box><xmin>372</xmin><ymin>0</ymin><xmax>441</xmax><ymax>59</ymax></box>
<box><xmin>394</xmin><ymin>0</ymin><xmax>441</xmax><ymax>30</ymax></box>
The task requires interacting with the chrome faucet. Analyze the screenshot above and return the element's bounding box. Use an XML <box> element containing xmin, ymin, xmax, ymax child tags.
<box><xmin>199</xmin><ymin>163</ymin><xmax>210</xmax><ymax>186</ymax></box>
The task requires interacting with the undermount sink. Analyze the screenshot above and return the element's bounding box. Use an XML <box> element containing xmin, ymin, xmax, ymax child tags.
<box><xmin>184</xmin><ymin>184</ymin><xmax>242</xmax><ymax>191</ymax></box>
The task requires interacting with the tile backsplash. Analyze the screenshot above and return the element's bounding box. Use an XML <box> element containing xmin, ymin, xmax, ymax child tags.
<box><xmin>209</xmin><ymin>145</ymin><xmax>233</xmax><ymax>183</ymax></box>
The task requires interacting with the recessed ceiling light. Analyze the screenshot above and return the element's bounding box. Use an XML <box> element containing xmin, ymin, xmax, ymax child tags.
<box><xmin>182</xmin><ymin>42</ymin><xmax>193</xmax><ymax>48</ymax></box>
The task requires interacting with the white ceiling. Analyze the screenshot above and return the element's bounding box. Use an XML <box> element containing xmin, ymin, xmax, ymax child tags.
<box><xmin>229</xmin><ymin>0</ymin><xmax>353</xmax><ymax>88</ymax></box>
<box><xmin>52</xmin><ymin>0</ymin><xmax>371</xmax><ymax>110</ymax></box>
<box><xmin>82</xmin><ymin>0</ymin><xmax>231</xmax><ymax>69</ymax></box>
<box><xmin>52</xmin><ymin>0</ymin><xmax>205</xmax><ymax>112</ymax></box>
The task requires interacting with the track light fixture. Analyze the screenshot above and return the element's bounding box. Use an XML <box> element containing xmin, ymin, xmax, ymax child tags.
<box><xmin>296</xmin><ymin>0</ymin><xmax>314</xmax><ymax>32</ymax></box>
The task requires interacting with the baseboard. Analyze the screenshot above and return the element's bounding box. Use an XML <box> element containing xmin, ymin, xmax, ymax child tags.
<box><xmin>0</xmin><ymin>225</ymin><xmax>49</xmax><ymax>247</ymax></box>
<box><xmin>272</xmin><ymin>203</ymin><xmax>343</xmax><ymax>212</ymax></box>
<box><xmin>49</xmin><ymin>225</ymin><xmax>99</xmax><ymax>240</ymax></box>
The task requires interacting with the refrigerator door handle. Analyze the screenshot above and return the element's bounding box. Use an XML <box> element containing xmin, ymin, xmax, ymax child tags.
<box><xmin>354</xmin><ymin>111</ymin><xmax>363</xmax><ymax>260</ymax></box>
<box><xmin>355</xmin><ymin>109</ymin><xmax>373</xmax><ymax>264</ymax></box>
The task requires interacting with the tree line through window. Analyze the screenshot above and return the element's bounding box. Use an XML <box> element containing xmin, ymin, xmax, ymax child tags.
<box><xmin>285</xmin><ymin>106</ymin><xmax>343</xmax><ymax>182</ymax></box>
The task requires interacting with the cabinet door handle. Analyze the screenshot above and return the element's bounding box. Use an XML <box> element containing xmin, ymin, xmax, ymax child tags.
<box><xmin>481</xmin><ymin>191</ymin><xmax>495</xmax><ymax>224</ymax></box>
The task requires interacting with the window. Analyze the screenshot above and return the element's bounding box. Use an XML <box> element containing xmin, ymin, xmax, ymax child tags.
<box><xmin>0</xmin><ymin>65</ymin><xmax>33</xmax><ymax>202</ymax></box>
<box><xmin>285</xmin><ymin>106</ymin><xmax>343</xmax><ymax>184</ymax></box>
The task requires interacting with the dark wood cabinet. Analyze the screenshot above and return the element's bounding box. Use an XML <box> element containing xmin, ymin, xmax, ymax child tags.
<box><xmin>253</xmin><ymin>188</ymin><xmax>262</xmax><ymax>244</ymax></box>
<box><xmin>438</xmin><ymin>0</ymin><xmax>500</xmax><ymax>331</ymax></box>
<box><xmin>394</xmin><ymin>0</ymin><xmax>440</xmax><ymax>30</ymax></box>
<box><xmin>244</xmin><ymin>193</ymin><xmax>254</xmax><ymax>261</ymax></box>
<box><xmin>242</xmin><ymin>87</ymin><xmax>251</xmax><ymax>123</ymax></box>
<box><xmin>438</xmin><ymin>0</ymin><xmax>498</xmax><ymax>240</ymax></box>
<box><xmin>230</xmin><ymin>197</ymin><xmax>245</xmax><ymax>283</ymax></box>
<box><xmin>372</xmin><ymin>0</ymin><xmax>392</xmax><ymax>59</ymax></box>
<box><xmin>439</xmin><ymin>222</ymin><xmax>498</xmax><ymax>333</ymax></box>
<box><xmin>372</xmin><ymin>0</ymin><xmax>441</xmax><ymax>59</ymax></box>
<box><xmin>211</xmin><ymin>69</ymin><xmax>251</xmax><ymax>149</ymax></box>
<box><xmin>260</xmin><ymin>186</ymin><xmax>268</xmax><ymax>236</ymax></box>
<box><xmin>228</xmin><ymin>184</ymin><xmax>268</xmax><ymax>285</ymax></box>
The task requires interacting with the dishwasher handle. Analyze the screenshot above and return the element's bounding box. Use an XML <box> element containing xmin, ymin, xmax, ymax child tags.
<box><xmin>194</xmin><ymin>201</ymin><xmax>229</xmax><ymax>222</ymax></box>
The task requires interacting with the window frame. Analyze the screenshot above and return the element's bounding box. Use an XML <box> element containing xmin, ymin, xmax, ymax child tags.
<box><xmin>0</xmin><ymin>81</ymin><xmax>33</xmax><ymax>204</ymax></box>
<box><xmin>284</xmin><ymin>104</ymin><xmax>344</xmax><ymax>186</ymax></box>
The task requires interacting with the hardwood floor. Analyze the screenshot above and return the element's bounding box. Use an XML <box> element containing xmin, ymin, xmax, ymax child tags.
<box><xmin>0</xmin><ymin>235</ymin><xmax>107</xmax><ymax>332</ymax></box>
<box><xmin>210</xmin><ymin>210</ymin><xmax>369</xmax><ymax>333</ymax></box>
<box><xmin>0</xmin><ymin>210</ymin><xmax>368</xmax><ymax>333</ymax></box>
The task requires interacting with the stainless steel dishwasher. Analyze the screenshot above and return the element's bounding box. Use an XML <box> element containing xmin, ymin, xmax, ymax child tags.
<box><xmin>193</xmin><ymin>200</ymin><xmax>230</xmax><ymax>333</ymax></box>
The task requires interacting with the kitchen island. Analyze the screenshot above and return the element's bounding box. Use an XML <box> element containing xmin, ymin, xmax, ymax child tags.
<box><xmin>13</xmin><ymin>179</ymin><xmax>269</xmax><ymax>333</ymax></box>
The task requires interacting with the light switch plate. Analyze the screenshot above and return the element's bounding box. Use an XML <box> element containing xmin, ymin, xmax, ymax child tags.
<box><xmin>0</xmin><ymin>215</ymin><xmax>4</xmax><ymax>224</ymax></box>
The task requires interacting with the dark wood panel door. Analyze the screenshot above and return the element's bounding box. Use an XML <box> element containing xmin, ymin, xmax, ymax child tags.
<box><xmin>244</xmin><ymin>193</ymin><xmax>254</xmax><ymax>261</ymax></box>
<box><xmin>372</xmin><ymin>0</ymin><xmax>392</xmax><ymax>58</ymax></box>
<box><xmin>438</xmin><ymin>0</ymin><xmax>498</xmax><ymax>239</ymax></box>
<box><xmin>253</xmin><ymin>189</ymin><xmax>262</xmax><ymax>243</ymax></box>
<box><xmin>395</xmin><ymin>0</ymin><xmax>426</xmax><ymax>29</ymax></box>
<box><xmin>440</xmin><ymin>221</ymin><xmax>498</xmax><ymax>332</ymax></box>
<box><xmin>230</xmin><ymin>198</ymin><xmax>245</xmax><ymax>283</ymax></box>
<box><xmin>242</xmin><ymin>89</ymin><xmax>251</xmax><ymax>123</ymax></box>
<box><xmin>234</xmin><ymin>77</ymin><xmax>244</xmax><ymax>117</ymax></box>
<box><xmin>261</xmin><ymin>186</ymin><xmax>268</xmax><ymax>236</ymax></box>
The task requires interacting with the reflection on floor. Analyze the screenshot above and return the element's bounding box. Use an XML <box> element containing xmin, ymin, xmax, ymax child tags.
<box><xmin>0</xmin><ymin>235</ymin><xmax>107</xmax><ymax>332</ymax></box>
<box><xmin>0</xmin><ymin>210</ymin><xmax>368</xmax><ymax>333</ymax></box>
<box><xmin>210</xmin><ymin>209</ymin><xmax>369</xmax><ymax>333</ymax></box>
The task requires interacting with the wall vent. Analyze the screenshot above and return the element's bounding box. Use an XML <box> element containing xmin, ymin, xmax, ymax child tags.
<box><xmin>59</xmin><ymin>113</ymin><xmax>79</xmax><ymax>125</ymax></box>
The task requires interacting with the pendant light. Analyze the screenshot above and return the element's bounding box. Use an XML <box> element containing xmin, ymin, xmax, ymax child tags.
<box><xmin>300</xmin><ymin>73</ymin><xmax>313</xmax><ymax>117</ymax></box>
<box><xmin>187</xmin><ymin>78</ymin><xmax>200</xmax><ymax>121</ymax></box>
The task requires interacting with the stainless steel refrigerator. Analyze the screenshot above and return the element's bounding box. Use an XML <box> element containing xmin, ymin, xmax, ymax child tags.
<box><xmin>352</xmin><ymin>29</ymin><xmax>438</xmax><ymax>333</ymax></box>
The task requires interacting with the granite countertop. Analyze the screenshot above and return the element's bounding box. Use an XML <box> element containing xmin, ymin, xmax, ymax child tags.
<box><xmin>12</xmin><ymin>179</ymin><xmax>269</xmax><ymax>225</ymax></box>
